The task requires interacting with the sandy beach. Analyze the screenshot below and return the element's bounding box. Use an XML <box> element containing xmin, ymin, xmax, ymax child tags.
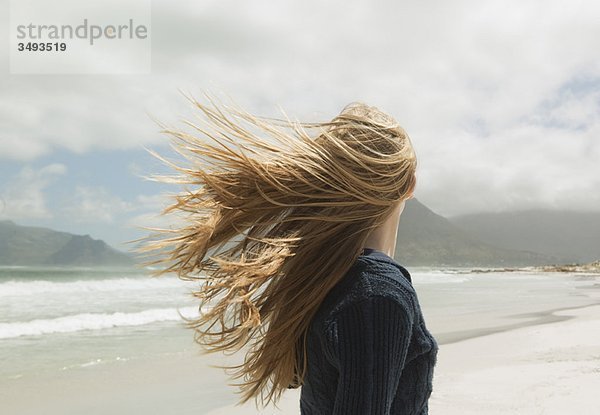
<box><xmin>208</xmin><ymin>300</ymin><xmax>600</xmax><ymax>414</ymax></box>
<box><xmin>429</xmin><ymin>301</ymin><xmax>600</xmax><ymax>415</ymax></box>
<box><xmin>2</xmin><ymin>270</ymin><xmax>599</xmax><ymax>415</ymax></box>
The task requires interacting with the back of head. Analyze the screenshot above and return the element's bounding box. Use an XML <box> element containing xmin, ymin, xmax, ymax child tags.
<box><xmin>129</xmin><ymin>95</ymin><xmax>417</xmax><ymax>408</ymax></box>
<box><xmin>315</xmin><ymin>101</ymin><xmax>417</xmax><ymax>211</ymax></box>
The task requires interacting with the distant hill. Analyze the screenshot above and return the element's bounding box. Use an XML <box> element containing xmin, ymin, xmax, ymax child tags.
<box><xmin>448</xmin><ymin>209</ymin><xmax>600</xmax><ymax>264</ymax></box>
<box><xmin>394</xmin><ymin>199</ymin><xmax>561</xmax><ymax>267</ymax></box>
<box><xmin>0</xmin><ymin>220</ymin><xmax>135</xmax><ymax>267</ymax></box>
<box><xmin>3</xmin><ymin>200</ymin><xmax>589</xmax><ymax>268</ymax></box>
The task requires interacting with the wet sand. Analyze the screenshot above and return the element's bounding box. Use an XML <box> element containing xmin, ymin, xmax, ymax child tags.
<box><xmin>429</xmin><ymin>302</ymin><xmax>600</xmax><ymax>414</ymax></box>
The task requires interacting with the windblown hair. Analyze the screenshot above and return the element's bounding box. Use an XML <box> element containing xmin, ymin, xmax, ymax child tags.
<box><xmin>129</xmin><ymin>94</ymin><xmax>417</xmax><ymax>409</ymax></box>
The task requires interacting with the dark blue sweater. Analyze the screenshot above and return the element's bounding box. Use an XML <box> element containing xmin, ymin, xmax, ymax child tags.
<box><xmin>296</xmin><ymin>248</ymin><xmax>438</xmax><ymax>414</ymax></box>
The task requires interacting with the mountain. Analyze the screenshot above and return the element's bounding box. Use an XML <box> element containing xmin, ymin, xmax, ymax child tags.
<box><xmin>448</xmin><ymin>210</ymin><xmax>600</xmax><ymax>264</ymax></box>
<box><xmin>394</xmin><ymin>199</ymin><xmax>561</xmax><ymax>267</ymax></box>
<box><xmin>0</xmin><ymin>220</ymin><xmax>135</xmax><ymax>267</ymax></box>
<box><xmin>3</xmin><ymin>200</ymin><xmax>587</xmax><ymax>268</ymax></box>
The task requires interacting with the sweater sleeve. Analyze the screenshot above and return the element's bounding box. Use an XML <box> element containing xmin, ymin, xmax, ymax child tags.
<box><xmin>326</xmin><ymin>295</ymin><xmax>415</xmax><ymax>414</ymax></box>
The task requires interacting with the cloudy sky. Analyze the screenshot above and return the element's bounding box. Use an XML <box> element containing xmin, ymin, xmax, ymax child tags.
<box><xmin>1</xmin><ymin>0</ymin><xmax>599</xmax><ymax>250</ymax></box>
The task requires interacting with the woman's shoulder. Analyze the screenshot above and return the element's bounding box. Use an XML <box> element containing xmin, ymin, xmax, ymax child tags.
<box><xmin>337</xmin><ymin>257</ymin><xmax>417</xmax><ymax>314</ymax></box>
<box><xmin>311</xmin><ymin>256</ymin><xmax>419</xmax><ymax>334</ymax></box>
<box><xmin>357</xmin><ymin>249</ymin><xmax>413</xmax><ymax>284</ymax></box>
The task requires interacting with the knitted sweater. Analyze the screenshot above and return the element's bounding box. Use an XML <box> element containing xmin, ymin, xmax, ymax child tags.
<box><xmin>295</xmin><ymin>248</ymin><xmax>438</xmax><ymax>414</ymax></box>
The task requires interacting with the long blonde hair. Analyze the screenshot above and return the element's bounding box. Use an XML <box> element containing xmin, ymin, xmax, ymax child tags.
<box><xmin>129</xmin><ymin>94</ymin><xmax>417</xmax><ymax>409</ymax></box>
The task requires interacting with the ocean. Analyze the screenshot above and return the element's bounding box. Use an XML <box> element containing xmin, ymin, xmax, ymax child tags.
<box><xmin>1</xmin><ymin>265</ymin><xmax>598</xmax><ymax>414</ymax></box>
<box><xmin>0</xmin><ymin>266</ymin><xmax>202</xmax><ymax>381</ymax></box>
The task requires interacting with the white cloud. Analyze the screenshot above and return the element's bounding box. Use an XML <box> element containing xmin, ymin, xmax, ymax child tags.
<box><xmin>0</xmin><ymin>163</ymin><xmax>67</xmax><ymax>219</ymax></box>
<box><xmin>61</xmin><ymin>185</ymin><xmax>136</xmax><ymax>223</ymax></box>
<box><xmin>1</xmin><ymin>0</ymin><xmax>599</xmax><ymax>216</ymax></box>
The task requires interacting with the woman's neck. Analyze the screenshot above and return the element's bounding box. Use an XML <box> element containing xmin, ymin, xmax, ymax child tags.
<box><xmin>362</xmin><ymin>200</ymin><xmax>405</xmax><ymax>258</ymax></box>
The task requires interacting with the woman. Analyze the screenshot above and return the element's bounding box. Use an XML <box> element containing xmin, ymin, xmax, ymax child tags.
<box><xmin>132</xmin><ymin>95</ymin><xmax>438</xmax><ymax>414</ymax></box>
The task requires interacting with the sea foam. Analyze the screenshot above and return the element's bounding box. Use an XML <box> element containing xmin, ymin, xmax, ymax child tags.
<box><xmin>0</xmin><ymin>277</ymin><xmax>193</xmax><ymax>298</ymax></box>
<box><xmin>0</xmin><ymin>306</ymin><xmax>208</xmax><ymax>339</ymax></box>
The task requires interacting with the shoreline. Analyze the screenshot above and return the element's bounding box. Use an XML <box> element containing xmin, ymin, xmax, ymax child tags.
<box><xmin>435</xmin><ymin>300</ymin><xmax>600</xmax><ymax>345</ymax></box>
<box><xmin>3</xmin><ymin>276</ymin><xmax>598</xmax><ymax>415</ymax></box>
<box><xmin>429</xmin><ymin>302</ymin><xmax>600</xmax><ymax>414</ymax></box>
